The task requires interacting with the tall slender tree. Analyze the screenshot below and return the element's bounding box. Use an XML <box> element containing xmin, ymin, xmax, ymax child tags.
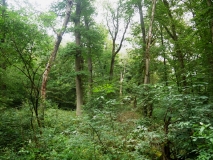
<box><xmin>105</xmin><ymin>0</ymin><xmax>132</xmax><ymax>80</ymax></box>
<box><xmin>74</xmin><ymin>0</ymin><xmax>83</xmax><ymax>116</ymax></box>
<box><xmin>143</xmin><ymin>0</ymin><xmax>157</xmax><ymax>84</ymax></box>
<box><xmin>40</xmin><ymin>0</ymin><xmax>73</xmax><ymax>121</ymax></box>
<box><xmin>162</xmin><ymin>0</ymin><xmax>187</xmax><ymax>90</ymax></box>
<box><xmin>41</xmin><ymin>0</ymin><xmax>73</xmax><ymax>100</ymax></box>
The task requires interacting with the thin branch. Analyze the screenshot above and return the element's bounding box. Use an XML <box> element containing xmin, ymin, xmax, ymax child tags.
<box><xmin>106</xmin><ymin>14</ymin><xmax>114</xmax><ymax>39</ymax></box>
<box><xmin>115</xmin><ymin>16</ymin><xmax>131</xmax><ymax>55</ymax></box>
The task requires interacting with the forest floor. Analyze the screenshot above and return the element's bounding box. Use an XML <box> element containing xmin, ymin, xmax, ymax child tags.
<box><xmin>0</xmin><ymin>107</ymin><xmax>162</xmax><ymax>160</ymax></box>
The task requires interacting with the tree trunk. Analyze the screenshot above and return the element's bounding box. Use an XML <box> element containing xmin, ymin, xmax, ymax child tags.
<box><xmin>109</xmin><ymin>53</ymin><xmax>116</xmax><ymax>80</ymax></box>
<box><xmin>75</xmin><ymin>0</ymin><xmax>83</xmax><ymax>116</ymax></box>
<box><xmin>144</xmin><ymin>0</ymin><xmax>156</xmax><ymax>84</ymax></box>
<box><xmin>40</xmin><ymin>0</ymin><xmax>73</xmax><ymax>121</ymax></box>
<box><xmin>138</xmin><ymin>0</ymin><xmax>146</xmax><ymax>51</ymax></box>
<box><xmin>137</xmin><ymin>1</ymin><xmax>146</xmax><ymax>84</ymax></box>
<box><xmin>162</xmin><ymin>116</ymin><xmax>172</xmax><ymax>160</ymax></box>
<box><xmin>75</xmin><ymin>55</ymin><xmax>83</xmax><ymax>116</ymax></box>
<box><xmin>142</xmin><ymin>0</ymin><xmax>156</xmax><ymax>118</ymax></box>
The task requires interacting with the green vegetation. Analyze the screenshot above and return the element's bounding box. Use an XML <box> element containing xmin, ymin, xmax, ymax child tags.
<box><xmin>1</xmin><ymin>0</ymin><xmax>213</xmax><ymax>159</ymax></box>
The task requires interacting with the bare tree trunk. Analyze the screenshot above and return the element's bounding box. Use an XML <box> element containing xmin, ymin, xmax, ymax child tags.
<box><xmin>75</xmin><ymin>0</ymin><xmax>83</xmax><ymax>116</ymax></box>
<box><xmin>142</xmin><ymin>0</ymin><xmax>157</xmax><ymax>118</ymax></box>
<box><xmin>75</xmin><ymin>55</ymin><xmax>83</xmax><ymax>116</ymax></box>
<box><xmin>144</xmin><ymin>0</ymin><xmax>157</xmax><ymax>84</ymax></box>
<box><xmin>40</xmin><ymin>0</ymin><xmax>73</xmax><ymax>122</ymax></box>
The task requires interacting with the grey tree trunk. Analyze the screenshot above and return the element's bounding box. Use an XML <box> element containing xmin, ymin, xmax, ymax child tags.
<box><xmin>75</xmin><ymin>0</ymin><xmax>83</xmax><ymax>116</ymax></box>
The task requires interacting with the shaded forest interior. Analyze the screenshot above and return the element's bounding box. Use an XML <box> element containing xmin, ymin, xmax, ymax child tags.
<box><xmin>1</xmin><ymin>0</ymin><xmax>213</xmax><ymax>159</ymax></box>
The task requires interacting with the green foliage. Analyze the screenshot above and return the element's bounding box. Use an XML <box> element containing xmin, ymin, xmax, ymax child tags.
<box><xmin>192</xmin><ymin>123</ymin><xmax>213</xmax><ymax>160</ymax></box>
<box><xmin>0</xmin><ymin>108</ymin><xmax>143</xmax><ymax>160</ymax></box>
<box><xmin>1</xmin><ymin>0</ymin><xmax>213</xmax><ymax>160</ymax></box>
<box><xmin>39</xmin><ymin>11</ymin><xmax>57</xmax><ymax>28</ymax></box>
<box><xmin>0</xmin><ymin>107</ymin><xmax>32</xmax><ymax>153</ymax></box>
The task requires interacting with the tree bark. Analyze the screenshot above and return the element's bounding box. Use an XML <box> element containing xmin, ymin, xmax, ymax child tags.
<box><xmin>144</xmin><ymin>0</ymin><xmax>157</xmax><ymax>84</ymax></box>
<box><xmin>138</xmin><ymin>0</ymin><xmax>146</xmax><ymax>51</ymax></box>
<box><xmin>137</xmin><ymin>0</ymin><xmax>147</xmax><ymax>85</ymax></box>
<box><xmin>40</xmin><ymin>0</ymin><xmax>73</xmax><ymax>121</ymax></box>
<box><xmin>75</xmin><ymin>0</ymin><xmax>83</xmax><ymax>116</ymax></box>
<box><xmin>142</xmin><ymin>0</ymin><xmax>157</xmax><ymax>118</ymax></box>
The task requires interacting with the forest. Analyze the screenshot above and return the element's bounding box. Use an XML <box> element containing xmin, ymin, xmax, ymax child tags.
<box><xmin>0</xmin><ymin>0</ymin><xmax>213</xmax><ymax>159</ymax></box>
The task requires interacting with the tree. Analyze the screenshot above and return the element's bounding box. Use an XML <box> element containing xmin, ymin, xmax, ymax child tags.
<box><xmin>143</xmin><ymin>0</ymin><xmax>157</xmax><ymax>84</ymax></box>
<box><xmin>157</xmin><ymin>0</ymin><xmax>187</xmax><ymax>91</ymax></box>
<box><xmin>187</xmin><ymin>0</ymin><xmax>213</xmax><ymax>96</ymax></box>
<box><xmin>0</xmin><ymin>6</ymin><xmax>52</xmax><ymax>132</ymax></box>
<box><xmin>74</xmin><ymin>0</ymin><xmax>83</xmax><ymax>116</ymax></box>
<box><xmin>105</xmin><ymin>0</ymin><xmax>132</xmax><ymax>80</ymax></box>
<box><xmin>40</xmin><ymin>0</ymin><xmax>73</xmax><ymax>121</ymax></box>
<box><xmin>81</xmin><ymin>0</ymin><xmax>96</xmax><ymax>98</ymax></box>
<box><xmin>137</xmin><ymin>0</ymin><xmax>147</xmax><ymax>83</ymax></box>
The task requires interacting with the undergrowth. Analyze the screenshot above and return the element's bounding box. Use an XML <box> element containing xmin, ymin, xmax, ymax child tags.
<box><xmin>0</xmin><ymin>105</ymin><xmax>163</xmax><ymax>160</ymax></box>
